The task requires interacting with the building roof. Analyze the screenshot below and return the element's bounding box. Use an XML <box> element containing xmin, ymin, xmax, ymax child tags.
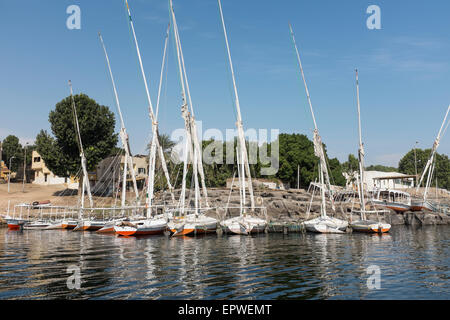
<box><xmin>373</xmin><ymin>174</ymin><xmax>417</xmax><ymax>180</ymax></box>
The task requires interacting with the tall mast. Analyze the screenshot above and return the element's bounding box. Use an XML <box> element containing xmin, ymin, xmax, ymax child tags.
<box><xmin>218</xmin><ymin>0</ymin><xmax>255</xmax><ymax>211</ymax></box>
<box><xmin>68</xmin><ymin>80</ymin><xmax>93</xmax><ymax>217</ymax></box>
<box><xmin>124</xmin><ymin>0</ymin><xmax>175</xmax><ymax>214</ymax></box>
<box><xmin>98</xmin><ymin>32</ymin><xmax>139</xmax><ymax>206</ymax></box>
<box><xmin>170</xmin><ymin>0</ymin><xmax>209</xmax><ymax>209</ymax></box>
<box><xmin>355</xmin><ymin>69</ymin><xmax>366</xmax><ymax>220</ymax></box>
<box><xmin>146</xmin><ymin>24</ymin><xmax>172</xmax><ymax>216</ymax></box>
<box><xmin>289</xmin><ymin>23</ymin><xmax>335</xmax><ymax>214</ymax></box>
<box><xmin>169</xmin><ymin>0</ymin><xmax>192</xmax><ymax>214</ymax></box>
<box><xmin>415</xmin><ymin>105</ymin><xmax>449</xmax><ymax>200</ymax></box>
<box><xmin>169</xmin><ymin>0</ymin><xmax>209</xmax><ymax>213</ymax></box>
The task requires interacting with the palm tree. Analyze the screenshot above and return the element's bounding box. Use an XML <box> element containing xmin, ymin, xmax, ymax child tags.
<box><xmin>146</xmin><ymin>133</ymin><xmax>175</xmax><ymax>154</ymax></box>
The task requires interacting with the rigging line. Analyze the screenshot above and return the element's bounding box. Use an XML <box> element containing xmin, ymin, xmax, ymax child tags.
<box><xmin>155</xmin><ymin>23</ymin><xmax>170</xmax><ymax>120</ymax></box>
<box><xmin>441</xmin><ymin>116</ymin><xmax>450</xmax><ymax>140</ymax></box>
<box><xmin>93</xmin><ymin>151</ymin><xmax>123</xmax><ymax>207</ymax></box>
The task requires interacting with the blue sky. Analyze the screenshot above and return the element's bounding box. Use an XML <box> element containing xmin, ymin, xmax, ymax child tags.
<box><xmin>0</xmin><ymin>0</ymin><xmax>449</xmax><ymax>167</ymax></box>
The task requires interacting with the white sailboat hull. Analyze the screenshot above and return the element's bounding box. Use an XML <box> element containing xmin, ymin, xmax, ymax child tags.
<box><xmin>23</xmin><ymin>221</ymin><xmax>53</xmax><ymax>230</ymax></box>
<box><xmin>168</xmin><ymin>214</ymin><xmax>218</xmax><ymax>236</ymax></box>
<box><xmin>73</xmin><ymin>220</ymin><xmax>106</xmax><ymax>231</ymax></box>
<box><xmin>114</xmin><ymin>218</ymin><xmax>167</xmax><ymax>236</ymax></box>
<box><xmin>303</xmin><ymin>216</ymin><xmax>348</xmax><ymax>234</ymax></box>
<box><xmin>350</xmin><ymin>220</ymin><xmax>391</xmax><ymax>233</ymax></box>
<box><xmin>221</xmin><ymin>215</ymin><xmax>267</xmax><ymax>235</ymax></box>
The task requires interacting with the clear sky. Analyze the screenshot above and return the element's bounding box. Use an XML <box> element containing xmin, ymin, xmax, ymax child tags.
<box><xmin>0</xmin><ymin>0</ymin><xmax>449</xmax><ymax>167</ymax></box>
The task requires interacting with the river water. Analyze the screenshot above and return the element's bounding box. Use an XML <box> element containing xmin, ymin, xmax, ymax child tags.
<box><xmin>0</xmin><ymin>225</ymin><xmax>448</xmax><ymax>299</ymax></box>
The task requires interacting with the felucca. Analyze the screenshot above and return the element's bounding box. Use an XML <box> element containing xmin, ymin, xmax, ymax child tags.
<box><xmin>410</xmin><ymin>105</ymin><xmax>449</xmax><ymax>212</ymax></box>
<box><xmin>96</xmin><ymin>31</ymin><xmax>144</xmax><ymax>233</ymax></box>
<box><xmin>66</xmin><ymin>81</ymin><xmax>105</xmax><ymax>232</ymax></box>
<box><xmin>349</xmin><ymin>70</ymin><xmax>390</xmax><ymax>233</ymax></box>
<box><xmin>217</xmin><ymin>0</ymin><xmax>267</xmax><ymax>235</ymax></box>
<box><xmin>114</xmin><ymin>0</ymin><xmax>173</xmax><ymax>236</ymax></box>
<box><xmin>166</xmin><ymin>0</ymin><xmax>217</xmax><ymax>236</ymax></box>
<box><xmin>289</xmin><ymin>24</ymin><xmax>348</xmax><ymax>233</ymax></box>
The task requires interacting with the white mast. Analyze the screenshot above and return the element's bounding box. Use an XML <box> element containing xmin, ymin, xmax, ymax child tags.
<box><xmin>68</xmin><ymin>80</ymin><xmax>93</xmax><ymax>219</ymax></box>
<box><xmin>98</xmin><ymin>32</ymin><xmax>139</xmax><ymax>209</ymax></box>
<box><xmin>415</xmin><ymin>105</ymin><xmax>449</xmax><ymax>201</ymax></box>
<box><xmin>355</xmin><ymin>69</ymin><xmax>366</xmax><ymax>221</ymax></box>
<box><xmin>146</xmin><ymin>24</ymin><xmax>172</xmax><ymax>217</ymax></box>
<box><xmin>169</xmin><ymin>0</ymin><xmax>209</xmax><ymax>210</ymax></box>
<box><xmin>124</xmin><ymin>0</ymin><xmax>175</xmax><ymax>216</ymax></box>
<box><xmin>289</xmin><ymin>23</ymin><xmax>335</xmax><ymax>215</ymax></box>
<box><xmin>170</xmin><ymin>0</ymin><xmax>210</xmax><ymax>214</ymax></box>
<box><xmin>169</xmin><ymin>0</ymin><xmax>194</xmax><ymax>215</ymax></box>
<box><xmin>218</xmin><ymin>0</ymin><xmax>255</xmax><ymax>211</ymax></box>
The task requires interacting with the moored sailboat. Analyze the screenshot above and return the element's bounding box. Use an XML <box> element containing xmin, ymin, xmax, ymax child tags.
<box><xmin>216</xmin><ymin>0</ymin><xmax>267</xmax><ymax>235</ymax></box>
<box><xmin>349</xmin><ymin>69</ymin><xmax>390</xmax><ymax>233</ymax></box>
<box><xmin>289</xmin><ymin>24</ymin><xmax>347</xmax><ymax>233</ymax></box>
<box><xmin>166</xmin><ymin>0</ymin><xmax>217</xmax><ymax>236</ymax></box>
<box><xmin>114</xmin><ymin>1</ymin><xmax>174</xmax><ymax>236</ymax></box>
<box><xmin>410</xmin><ymin>105</ymin><xmax>449</xmax><ymax>212</ymax></box>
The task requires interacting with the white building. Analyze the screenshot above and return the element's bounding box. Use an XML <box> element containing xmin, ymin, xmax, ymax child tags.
<box><xmin>31</xmin><ymin>150</ymin><xmax>68</xmax><ymax>186</ymax></box>
<box><xmin>344</xmin><ymin>170</ymin><xmax>416</xmax><ymax>191</ymax></box>
<box><xmin>365</xmin><ymin>171</ymin><xmax>415</xmax><ymax>190</ymax></box>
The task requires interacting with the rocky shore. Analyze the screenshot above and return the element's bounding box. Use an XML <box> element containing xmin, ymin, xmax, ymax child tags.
<box><xmin>1</xmin><ymin>184</ymin><xmax>449</xmax><ymax>227</ymax></box>
<box><xmin>173</xmin><ymin>188</ymin><xmax>450</xmax><ymax>227</ymax></box>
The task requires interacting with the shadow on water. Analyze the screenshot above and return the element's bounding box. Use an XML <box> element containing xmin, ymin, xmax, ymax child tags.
<box><xmin>0</xmin><ymin>225</ymin><xmax>448</xmax><ymax>299</ymax></box>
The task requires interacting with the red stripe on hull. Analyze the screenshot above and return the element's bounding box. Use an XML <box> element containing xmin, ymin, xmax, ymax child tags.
<box><xmin>96</xmin><ymin>227</ymin><xmax>115</xmax><ymax>233</ymax></box>
<box><xmin>62</xmin><ymin>224</ymin><xmax>77</xmax><ymax>230</ymax></box>
<box><xmin>116</xmin><ymin>230</ymin><xmax>136</xmax><ymax>237</ymax></box>
<box><xmin>134</xmin><ymin>229</ymin><xmax>165</xmax><ymax>236</ymax></box>
<box><xmin>386</xmin><ymin>206</ymin><xmax>408</xmax><ymax>213</ymax></box>
<box><xmin>170</xmin><ymin>228</ymin><xmax>216</xmax><ymax>236</ymax></box>
<box><xmin>410</xmin><ymin>206</ymin><xmax>431</xmax><ymax>212</ymax></box>
<box><xmin>355</xmin><ymin>228</ymin><xmax>390</xmax><ymax>233</ymax></box>
<box><xmin>82</xmin><ymin>226</ymin><xmax>103</xmax><ymax>231</ymax></box>
<box><xmin>8</xmin><ymin>224</ymin><xmax>21</xmax><ymax>230</ymax></box>
<box><xmin>170</xmin><ymin>228</ymin><xmax>195</xmax><ymax>236</ymax></box>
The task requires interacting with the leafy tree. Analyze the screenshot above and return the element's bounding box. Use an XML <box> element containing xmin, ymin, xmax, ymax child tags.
<box><xmin>273</xmin><ymin>134</ymin><xmax>316</xmax><ymax>187</ymax></box>
<box><xmin>399</xmin><ymin>148</ymin><xmax>449</xmax><ymax>189</ymax></box>
<box><xmin>1</xmin><ymin>135</ymin><xmax>23</xmax><ymax>172</ymax></box>
<box><xmin>147</xmin><ymin>133</ymin><xmax>176</xmax><ymax>154</ymax></box>
<box><xmin>35</xmin><ymin>94</ymin><xmax>118</xmax><ymax>186</ymax></box>
<box><xmin>342</xmin><ymin>154</ymin><xmax>359</xmax><ymax>174</ymax></box>
<box><xmin>328</xmin><ymin>157</ymin><xmax>346</xmax><ymax>186</ymax></box>
<box><xmin>365</xmin><ymin>164</ymin><xmax>397</xmax><ymax>172</ymax></box>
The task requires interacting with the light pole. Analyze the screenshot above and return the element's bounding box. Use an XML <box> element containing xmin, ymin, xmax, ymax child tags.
<box><xmin>414</xmin><ymin>141</ymin><xmax>418</xmax><ymax>186</ymax></box>
<box><xmin>22</xmin><ymin>143</ymin><xmax>28</xmax><ymax>193</ymax></box>
<box><xmin>8</xmin><ymin>156</ymin><xmax>15</xmax><ymax>193</ymax></box>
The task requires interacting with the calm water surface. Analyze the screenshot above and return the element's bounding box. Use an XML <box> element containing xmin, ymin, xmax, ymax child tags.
<box><xmin>0</xmin><ymin>225</ymin><xmax>448</xmax><ymax>299</ymax></box>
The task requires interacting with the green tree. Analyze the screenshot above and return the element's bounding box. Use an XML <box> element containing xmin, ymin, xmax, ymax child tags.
<box><xmin>342</xmin><ymin>154</ymin><xmax>359</xmax><ymax>174</ymax></box>
<box><xmin>35</xmin><ymin>93</ymin><xmax>118</xmax><ymax>181</ymax></box>
<box><xmin>1</xmin><ymin>135</ymin><xmax>23</xmax><ymax>172</ymax></box>
<box><xmin>274</xmin><ymin>133</ymin><xmax>317</xmax><ymax>187</ymax></box>
<box><xmin>365</xmin><ymin>164</ymin><xmax>397</xmax><ymax>172</ymax></box>
<box><xmin>399</xmin><ymin>148</ymin><xmax>449</xmax><ymax>189</ymax></box>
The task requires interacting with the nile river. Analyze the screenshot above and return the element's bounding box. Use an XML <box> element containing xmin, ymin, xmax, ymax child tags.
<box><xmin>0</xmin><ymin>225</ymin><xmax>448</xmax><ymax>299</ymax></box>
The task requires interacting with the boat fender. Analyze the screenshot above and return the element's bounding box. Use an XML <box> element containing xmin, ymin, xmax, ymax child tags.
<box><xmin>256</xmin><ymin>196</ymin><xmax>263</xmax><ymax>206</ymax></box>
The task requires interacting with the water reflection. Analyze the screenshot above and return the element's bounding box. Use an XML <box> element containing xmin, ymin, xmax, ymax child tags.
<box><xmin>0</xmin><ymin>226</ymin><xmax>448</xmax><ymax>299</ymax></box>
